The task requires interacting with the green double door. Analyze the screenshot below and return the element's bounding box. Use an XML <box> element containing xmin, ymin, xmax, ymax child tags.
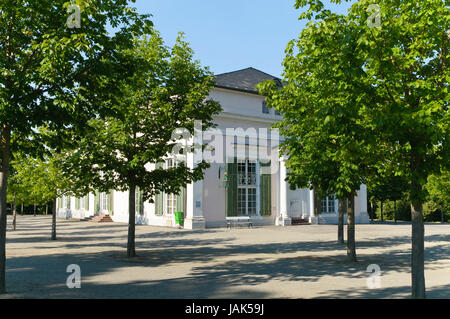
<box><xmin>226</xmin><ymin>159</ymin><xmax>271</xmax><ymax>217</ymax></box>
<box><xmin>155</xmin><ymin>187</ymin><xmax>185</xmax><ymax>217</ymax></box>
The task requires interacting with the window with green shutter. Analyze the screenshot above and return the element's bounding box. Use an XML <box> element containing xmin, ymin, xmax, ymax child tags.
<box><xmin>108</xmin><ymin>190</ymin><xmax>114</xmax><ymax>215</ymax></box>
<box><xmin>176</xmin><ymin>187</ymin><xmax>185</xmax><ymax>214</ymax></box>
<box><xmin>94</xmin><ymin>191</ymin><xmax>100</xmax><ymax>214</ymax></box>
<box><xmin>84</xmin><ymin>195</ymin><xmax>89</xmax><ymax>211</ymax></box>
<box><xmin>155</xmin><ymin>192</ymin><xmax>164</xmax><ymax>216</ymax></box>
<box><xmin>260</xmin><ymin>161</ymin><xmax>272</xmax><ymax>216</ymax></box>
<box><xmin>226</xmin><ymin>158</ymin><xmax>238</xmax><ymax>217</ymax></box>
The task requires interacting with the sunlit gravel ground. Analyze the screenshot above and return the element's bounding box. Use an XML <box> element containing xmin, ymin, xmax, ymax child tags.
<box><xmin>2</xmin><ymin>215</ymin><xmax>449</xmax><ymax>299</ymax></box>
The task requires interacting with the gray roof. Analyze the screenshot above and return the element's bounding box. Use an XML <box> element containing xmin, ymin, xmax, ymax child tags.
<box><xmin>214</xmin><ymin>67</ymin><xmax>283</xmax><ymax>94</ymax></box>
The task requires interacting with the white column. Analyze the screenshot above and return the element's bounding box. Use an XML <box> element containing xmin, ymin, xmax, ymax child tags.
<box><xmin>357</xmin><ymin>184</ymin><xmax>369</xmax><ymax>223</ymax></box>
<box><xmin>279</xmin><ymin>158</ymin><xmax>291</xmax><ymax>226</ymax></box>
<box><xmin>309</xmin><ymin>188</ymin><xmax>317</xmax><ymax>224</ymax></box>
<box><xmin>184</xmin><ymin>127</ymin><xmax>206</xmax><ymax>230</ymax></box>
<box><xmin>309</xmin><ymin>188</ymin><xmax>315</xmax><ymax>217</ymax></box>
<box><xmin>185</xmin><ymin>180</ymin><xmax>205</xmax><ymax>229</ymax></box>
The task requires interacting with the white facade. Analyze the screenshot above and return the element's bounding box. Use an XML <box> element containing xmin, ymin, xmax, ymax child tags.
<box><xmin>57</xmin><ymin>70</ymin><xmax>370</xmax><ymax>228</ymax></box>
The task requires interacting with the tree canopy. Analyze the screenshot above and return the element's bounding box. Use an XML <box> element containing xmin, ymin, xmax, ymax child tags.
<box><xmin>61</xmin><ymin>31</ymin><xmax>222</xmax><ymax>257</ymax></box>
<box><xmin>0</xmin><ymin>0</ymin><xmax>153</xmax><ymax>294</ymax></box>
<box><xmin>260</xmin><ymin>0</ymin><xmax>449</xmax><ymax>298</ymax></box>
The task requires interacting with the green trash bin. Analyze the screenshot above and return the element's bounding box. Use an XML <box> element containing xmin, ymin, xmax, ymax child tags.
<box><xmin>174</xmin><ymin>211</ymin><xmax>184</xmax><ymax>227</ymax></box>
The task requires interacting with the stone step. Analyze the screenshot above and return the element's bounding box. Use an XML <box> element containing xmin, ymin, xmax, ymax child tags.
<box><xmin>90</xmin><ymin>214</ymin><xmax>114</xmax><ymax>223</ymax></box>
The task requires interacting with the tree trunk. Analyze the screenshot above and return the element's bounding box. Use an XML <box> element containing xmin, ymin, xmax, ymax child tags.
<box><xmin>370</xmin><ymin>201</ymin><xmax>374</xmax><ymax>222</ymax></box>
<box><xmin>338</xmin><ymin>198</ymin><xmax>345</xmax><ymax>244</ymax></box>
<box><xmin>34</xmin><ymin>203</ymin><xmax>36</xmax><ymax>217</ymax></box>
<box><xmin>45</xmin><ymin>205</ymin><xmax>48</xmax><ymax>216</ymax></box>
<box><xmin>409</xmin><ymin>141</ymin><xmax>426</xmax><ymax>299</ymax></box>
<box><xmin>51</xmin><ymin>198</ymin><xmax>57</xmax><ymax>241</ymax></box>
<box><xmin>0</xmin><ymin>125</ymin><xmax>11</xmax><ymax>294</ymax></box>
<box><xmin>411</xmin><ymin>184</ymin><xmax>426</xmax><ymax>298</ymax></box>
<box><xmin>12</xmin><ymin>194</ymin><xmax>16</xmax><ymax>231</ymax></box>
<box><xmin>314</xmin><ymin>189</ymin><xmax>320</xmax><ymax>217</ymax></box>
<box><xmin>380</xmin><ymin>201</ymin><xmax>384</xmax><ymax>222</ymax></box>
<box><xmin>127</xmin><ymin>185</ymin><xmax>136</xmax><ymax>257</ymax></box>
<box><xmin>441</xmin><ymin>210</ymin><xmax>444</xmax><ymax>223</ymax></box>
<box><xmin>347</xmin><ymin>194</ymin><xmax>357</xmax><ymax>262</ymax></box>
<box><xmin>394</xmin><ymin>200</ymin><xmax>397</xmax><ymax>224</ymax></box>
<box><xmin>21</xmin><ymin>202</ymin><xmax>23</xmax><ymax>216</ymax></box>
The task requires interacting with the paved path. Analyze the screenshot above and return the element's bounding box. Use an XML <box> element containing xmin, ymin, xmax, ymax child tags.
<box><xmin>2</xmin><ymin>216</ymin><xmax>450</xmax><ymax>298</ymax></box>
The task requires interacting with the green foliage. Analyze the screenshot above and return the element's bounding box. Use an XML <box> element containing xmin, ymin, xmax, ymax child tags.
<box><xmin>6</xmin><ymin>160</ymin><xmax>31</xmax><ymax>207</ymax></box>
<box><xmin>7</xmin><ymin>152</ymin><xmax>72</xmax><ymax>207</ymax></box>
<box><xmin>368</xmin><ymin>174</ymin><xmax>409</xmax><ymax>202</ymax></box>
<box><xmin>0</xmin><ymin>0</ymin><xmax>153</xmax><ymax>151</ymax></box>
<box><xmin>257</xmin><ymin>5</ymin><xmax>376</xmax><ymax>200</ymax></box>
<box><xmin>260</xmin><ymin>0</ymin><xmax>449</xmax><ymax>206</ymax></box>
<box><xmin>425</xmin><ymin>170</ymin><xmax>450</xmax><ymax>221</ymax></box>
<box><xmin>61</xmin><ymin>31</ymin><xmax>222</xmax><ymax>201</ymax></box>
<box><xmin>0</xmin><ymin>0</ymin><xmax>153</xmax><ymax>294</ymax></box>
<box><xmin>373</xmin><ymin>199</ymin><xmax>412</xmax><ymax>221</ymax></box>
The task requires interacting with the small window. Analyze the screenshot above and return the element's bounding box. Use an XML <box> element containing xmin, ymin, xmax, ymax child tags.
<box><xmin>136</xmin><ymin>188</ymin><xmax>144</xmax><ymax>216</ymax></box>
<box><xmin>275</xmin><ymin>110</ymin><xmax>281</xmax><ymax>116</ymax></box>
<box><xmin>63</xmin><ymin>196</ymin><xmax>70</xmax><ymax>209</ymax></box>
<box><xmin>166</xmin><ymin>193</ymin><xmax>177</xmax><ymax>215</ymax></box>
<box><xmin>165</xmin><ymin>159</ymin><xmax>177</xmax><ymax>215</ymax></box>
<box><xmin>100</xmin><ymin>192</ymin><xmax>108</xmax><ymax>212</ymax></box>
<box><xmin>262</xmin><ymin>101</ymin><xmax>270</xmax><ymax>114</ymax></box>
<box><xmin>321</xmin><ymin>195</ymin><xmax>336</xmax><ymax>214</ymax></box>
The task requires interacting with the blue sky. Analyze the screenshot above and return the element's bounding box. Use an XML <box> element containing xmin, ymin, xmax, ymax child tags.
<box><xmin>133</xmin><ymin>0</ymin><xmax>354</xmax><ymax>78</ymax></box>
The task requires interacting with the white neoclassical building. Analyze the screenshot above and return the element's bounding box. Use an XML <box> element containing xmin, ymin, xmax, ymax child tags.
<box><xmin>57</xmin><ymin>67</ymin><xmax>370</xmax><ymax>229</ymax></box>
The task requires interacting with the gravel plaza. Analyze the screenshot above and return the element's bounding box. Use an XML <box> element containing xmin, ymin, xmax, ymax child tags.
<box><xmin>2</xmin><ymin>215</ymin><xmax>450</xmax><ymax>299</ymax></box>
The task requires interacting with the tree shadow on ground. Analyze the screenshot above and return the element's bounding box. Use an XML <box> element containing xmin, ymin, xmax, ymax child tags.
<box><xmin>5</xmin><ymin>234</ymin><xmax>449</xmax><ymax>298</ymax></box>
<box><xmin>314</xmin><ymin>283</ymin><xmax>450</xmax><ymax>299</ymax></box>
<box><xmin>4</xmin><ymin>216</ymin><xmax>450</xmax><ymax>298</ymax></box>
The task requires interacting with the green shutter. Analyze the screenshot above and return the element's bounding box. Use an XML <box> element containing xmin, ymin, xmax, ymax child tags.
<box><xmin>176</xmin><ymin>187</ymin><xmax>185</xmax><ymax>213</ymax></box>
<box><xmin>226</xmin><ymin>158</ymin><xmax>238</xmax><ymax>217</ymax></box>
<box><xmin>58</xmin><ymin>197</ymin><xmax>63</xmax><ymax>209</ymax></box>
<box><xmin>67</xmin><ymin>197</ymin><xmax>71</xmax><ymax>209</ymax></box>
<box><xmin>94</xmin><ymin>191</ymin><xmax>100</xmax><ymax>214</ymax></box>
<box><xmin>109</xmin><ymin>190</ymin><xmax>114</xmax><ymax>215</ymax></box>
<box><xmin>260</xmin><ymin>161</ymin><xmax>272</xmax><ymax>216</ymax></box>
<box><xmin>75</xmin><ymin>198</ymin><xmax>80</xmax><ymax>210</ymax></box>
<box><xmin>156</xmin><ymin>192</ymin><xmax>164</xmax><ymax>216</ymax></box>
<box><xmin>140</xmin><ymin>189</ymin><xmax>144</xmax><ymax>216</ymax></box>
<box><xmin>85</xmin><ymin>195</ymin><xmax>89</xmax><ymax>211</ymax></box>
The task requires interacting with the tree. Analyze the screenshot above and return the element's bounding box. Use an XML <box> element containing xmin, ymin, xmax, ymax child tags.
<box><xmin>46</xmin><ymin>155</ymin><xmax>73</xmax><ymax>240</ymax></box>
<box><xmin>258</xmin><ymin>11</ymin><xmax>377</xmax><ymax>262</ymax></box>
<box><xmin>61</xmin><ymin>32</ymin><xmax>222</xmax><ymax>257</ymax></box>
<box><xmin>7</xmin><ymin>166</ymin><xmax>31</xmax><ymax>218</ymax></box>
<box><xmin>426</xmin><ymin>170</ymin><xmax>450</xmax><ymax>222</ymax></box>
<box><xmin>7</xmin><ymin>149</ymin><xmax>73</xmax><ymax>238</ymax></box>
<box><xmin>368</xmin><ymin>174</ymin><xmax>409</xmax><ymax>222</ymax></box>
<box><xmin>290</xmin><ymin>0</ymin><xmax>449</xmax><ymax>298</ymax></box>
<box><xmin>6</xmin><ymin>163</ymin><xmax>27</xmax><ymax>230</ymax></box>
<box><xmin>0</xmin><ymin>0</ymin><xmax>152</xmax><ymax>294</ymax></box>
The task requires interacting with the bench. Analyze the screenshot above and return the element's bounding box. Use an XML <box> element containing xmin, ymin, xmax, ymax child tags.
<box><xmin>226</xmin><ymin>216</ymin><xmax>253</xmax><ymax>229</ymax></box>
